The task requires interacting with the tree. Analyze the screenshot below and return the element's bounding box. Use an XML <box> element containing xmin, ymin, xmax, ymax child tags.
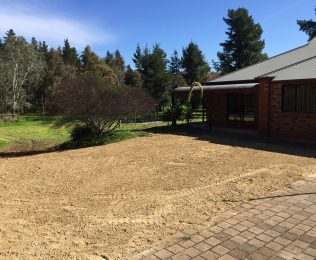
<box><xmin>62</xmin><ymin>39</ymin><xmax>79</xmax><ymax>66</ymax></box>
<box><xmin>181</xmin><ymin>42</ymin><xmax>210</xmax><ymax>84</ymax></box>
<box><xmin>214</xmin><ymin>8</ymin><xmax>267</xmax><ymax>74</ymax></box>
<box><xmin>140</xmin><ymin>44</ymin><xmax>170</xmax><ymax>107</ymax></box>
<box><xmin>297</xmin><ymin>8</ymin><xmax>316</xmax><ymax>40</ymax></box>
<box><xmin>54</xmin><ymin>72</ymin><xmax>155</xmax><ymax>137</ymax></box>
<box><xmin>80</xmin><ymin>46</ymin><xmax>118</xmax><ymax>85</ymax></box>
<box><xmin>40</xmin><ymin>47</ymin><xmax>79</xmax><ymax>114</ymax></box>
<box><xmin>169</xmin><ymin>50</ymin><xmax>181</xmax><ymax>74</ymax></box>
<box><xmin>125</xmin><ymin>65</ymin><xmax>142</xmax><ymax>88</ymax></box>
<box><xmin>104</xmin><ymin>50</ymin><xmax>125</xmax><ymax>84</ymax></box>
<box><xmin>132</xmin><ymin>44</ymin><xmax>142</xmax><ymax>71</ymax></box>
<box><xmin>168</xmin><ymin>50</ymin><xmax>186</xmax><ymax>89</ymax></box>
<box><xmin>0</xmin><ymin>30</ymin><xmax>45</xmax><ymax>113</ymax></box>
<box><xmin>171</xmin><ymin>73</ymin><xmax>187</xmax><ymax>89</ymax></box>
<box><xmin>81</xmin><ymin>45</ymin><xmax>100</xmax><ymax>72</ymax></box>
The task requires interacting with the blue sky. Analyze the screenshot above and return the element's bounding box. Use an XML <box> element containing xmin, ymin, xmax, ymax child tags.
<box><xmin>0</xmin><ymin>0</ymin><xmax>315</xmax><ymax>69</ymax></box>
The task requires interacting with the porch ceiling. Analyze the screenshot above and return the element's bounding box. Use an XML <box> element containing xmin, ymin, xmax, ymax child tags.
<box><xmin>174</xmin><ymin>83</ymin><xmax>259</xmax><ymax>93</ymax></box>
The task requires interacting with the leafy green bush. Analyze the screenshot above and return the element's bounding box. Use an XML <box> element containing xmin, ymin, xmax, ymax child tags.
<box><xmin>182</xmin><ymin>104</ymin><xmax>194</xmax><ymax>124</ymax></box>
<box><xmin>160</xmin><ymin>102</ymin><xmax>193</xmax><ymax>125</ymax></box>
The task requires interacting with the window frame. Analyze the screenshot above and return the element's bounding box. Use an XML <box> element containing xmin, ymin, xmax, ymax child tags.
<box><xmin>227</xmin><ymin>93</ymin><xmax>255</xmax><ymax>122</ymax></box>
<box><xmin>282</xmin><ymin>84</ymin><xmax>316</xmax><ymax>113</ymax></box>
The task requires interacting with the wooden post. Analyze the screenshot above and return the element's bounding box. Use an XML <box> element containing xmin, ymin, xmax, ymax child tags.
<box><xmin>202</xmin><ymin>94</ymin><xmax>205</xmax><ymax>123</ymax></box>
<box><xmin>171</xmin><ymin>92</ymin><xmax>176</xmax><ymax>126</ymax></box>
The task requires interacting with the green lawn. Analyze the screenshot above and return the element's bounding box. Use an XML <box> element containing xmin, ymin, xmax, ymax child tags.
<box><xmin>0</xmin><ymin>115</ymin><xmax>69</xmax><ymax>148</ymax></box>
<box><xmin>0</xmin><ymin>115</ymin><xmax>167</xmax><ymax>150</ymax></box>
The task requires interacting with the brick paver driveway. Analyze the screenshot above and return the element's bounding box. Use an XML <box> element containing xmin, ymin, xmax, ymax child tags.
<box><xmin>129</xmin><ymin>174</ymin><xmax>316</xmax><ymax>260</ymax></box>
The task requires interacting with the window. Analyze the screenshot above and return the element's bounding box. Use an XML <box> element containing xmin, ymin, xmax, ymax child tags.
<box><xmin>227</xmin><ymin>94</ymin><xmax>255</xmax><ymax>122</ymax></box>
<box><xmin>283</xmin><ymin>84</ymin><xmax>316</xmax><ymax>113</ymax></box>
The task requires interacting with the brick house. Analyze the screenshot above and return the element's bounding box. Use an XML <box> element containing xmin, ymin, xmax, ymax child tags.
<box><xmin>174</xmin><ymin>38</ymin><xmax>316</xmax><ymax>141</ymax></box>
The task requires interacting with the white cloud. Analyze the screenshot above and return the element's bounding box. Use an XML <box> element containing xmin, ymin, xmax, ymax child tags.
<box><xmin>0</xmin><ymin>7</ymin><xmax>115</xmax><ymax>49</ymax></box>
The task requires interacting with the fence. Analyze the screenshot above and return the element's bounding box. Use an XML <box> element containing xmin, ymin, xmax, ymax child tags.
<box><xmin>0</xmin><ymin>114</ymin><xmax>19</xmax><ymax>123</ymax></box>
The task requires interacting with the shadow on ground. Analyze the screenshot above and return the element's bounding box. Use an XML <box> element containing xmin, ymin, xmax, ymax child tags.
<box><xmin>144</xmin><ymin>123</ymin><xmax>316</xmax><ymax>158</ymax></box>
<box><xmin>1</xmin><ymin>122</ymin><xmax>315</xmax><ymax>158</ymax></box>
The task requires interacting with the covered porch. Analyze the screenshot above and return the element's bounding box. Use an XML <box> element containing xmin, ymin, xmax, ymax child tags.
<box><xmin>173</xmin><ymin>82</ymin><xmax>259</xmax><ymax>131</ymax></box>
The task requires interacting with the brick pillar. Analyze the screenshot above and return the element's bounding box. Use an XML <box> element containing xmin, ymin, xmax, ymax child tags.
<box><xmin>257</xmin><ymin>77</ymin><xmax>273</xmax><ymax>136</ymax></box>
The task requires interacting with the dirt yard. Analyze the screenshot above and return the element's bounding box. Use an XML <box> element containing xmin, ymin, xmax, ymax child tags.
<box><xmin>0</xmin><ymin>133</ymin><xmax>315</xmax><ymax>259</ymax></box>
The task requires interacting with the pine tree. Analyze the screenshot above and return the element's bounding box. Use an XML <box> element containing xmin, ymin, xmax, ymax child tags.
<box><xmin>104</xmin><ymin>50</ymin><xmax>125</xmax><ymax>84</ymax></box>
<box><xmin>104</xmin><ymin>51</ymin><xmax>114</xmax><ymax>64</ymax></box>
<box><xmin>169</xmin><ymin>50</ymin><xmax>181</xmax><ymax>74</ymax></box>
<box><xmin>31</xmin><ymin>37</ymin><xmax>38</xmax><ymax>50</ymax></box>
<box><xmin>141</xmin><ymin>44</ymin><xmax>170</xmax><ymax>107</ymax></box>
<box><xmin>38</xmin><ymin>41</ymin><xmax>49</xmax><ymax>60</ymax></box>
<box><xmin>297</xmin><ymin>8</ymin><xmax>316</xmax><ymax>40</ymax></box>
<box><xmin>132</xmin><ymin>44</ymin><xmax>142</xmax><ymax>71</ymax></box>
<box><xmin>181</xmin><ymin>42</ymin><xmax>209</xmax><ymax>84</ymax></box>
<box><xmin>81</xmin><ymin>45</ymin><xmax>99</xmax><ymax>71</ymax></box>
<box><xmin>62</xmin><ymin>39</ymin><xmax>79</xmax><ymax>66</ymax></box>
<box><xmin>215</xmin><ymin>8</ymin><xmax>267</xmax><ymax>74</ymax></box>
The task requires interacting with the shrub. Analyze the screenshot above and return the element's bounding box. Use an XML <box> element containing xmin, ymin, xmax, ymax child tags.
<box><xmin>160</xmin><ymin>102</ymin><xmax>194</xmax><ymax>125</ymax></box>
<box><xmin>160</xmin><ymin>102</ymin><xmax>184</xmax><ymax>125</ymax></box>
<box><xmin>182</xmin><ymin>104</ymin><xmax>194</xmax><ymax>124</ymax></box>
<box><xmin>54</xmin><ymin>72</ymin><xmax>156</xmax><ymax>137</ymax></box>
<box><xmin>70</xmin><ymin>125</ymin><xmax>95</xmax><ymax>141</ymax></box>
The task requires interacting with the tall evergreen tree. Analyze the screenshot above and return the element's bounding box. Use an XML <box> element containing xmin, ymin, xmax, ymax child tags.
<box><xmin>214</xmin><ymin>8</ymin><xmax>267</xmax><ymax>74</ymax></box>
<box><xmin>141</xmin><ymin>44</ymin><xmax>170</xmax><ymax>106</ymax></box>
<box><xmin>181</xmin><ymin>42</ymin><xmax>209</xmax><ymax>84</ymax></box>
<box><xmin>31</xmin><ymin>37</ymin><xmax>38</xmax><ymax>50</ymax></box>
<box><xmin>62</xmin><ymin>39</ymin><xmax>79</xmax><ymax>66</ymax></box>
<box><xmin>38</xmin><ymin>41</ymin><xmax>49</xmax><ymax>61</ymax></box>
<box><xmin>104</xmin><ymin>51</ymin><xmax>114</xmax><ymax>64</ymax></box>
<box><xmin>132</xmin><ymin>44</ymin><xmax>142</xmax><ymax>71</ymax></box>
<box><xmin>81</xmin><ymin>45</ymin><xmax>99</xmax><ymax>71</ymax></box>
<box><xmin>169</xmin><ymin>50</ymin><xmax>181</xmax><ymax>74</ymax></box>
<box><xmin>297</xmin><ymin>8</ymin><xmax>316</xmax><ymax>40</ymax></box>
<box><xmin>104</xmin><ymin>50</ymin><xmax>125</xmax><ymax>84</ymax></box>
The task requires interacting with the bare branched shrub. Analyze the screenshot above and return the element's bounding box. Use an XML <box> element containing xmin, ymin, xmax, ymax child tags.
<box><xmin>54</xmin><ymin>72</ymin><xmax>156</xmax><ymax>137</ymax></box>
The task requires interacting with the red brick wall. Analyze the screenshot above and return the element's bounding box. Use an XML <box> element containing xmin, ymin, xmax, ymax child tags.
<box><xmin>210</xmin><ymin>94</ymin><xmax>227</xmax><ymax>126</ymax></box>
<box><xmin>269</xmin><ymin>84</ymin><xmax>316</xmax><ymax>140</ymax></box>
<box><xmin>206</xmin><ymin>91</ymin><xmax>257</xmax><ymax>129</ymax></box>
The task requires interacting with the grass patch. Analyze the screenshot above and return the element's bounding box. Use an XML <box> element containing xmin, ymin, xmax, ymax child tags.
<box><xmin>0</xmin><ymin>115</ymin><xmax>167</xmax><ymax>152</ymax></box>
<box><xmin>0</xmin><ymin>115</ymin><xmax>69</xmax><ymax>148</ymax></box>
<box><xmin>0</xmin><ymin>114</ymin><xmax>205</xmax><ymax>153</ymax></box>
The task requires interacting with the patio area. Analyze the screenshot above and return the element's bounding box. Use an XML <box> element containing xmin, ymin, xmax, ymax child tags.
<box><xmin>130</xmin><ymin>174</ymin><xmax>316</xmax><ymax>259</ymax></box>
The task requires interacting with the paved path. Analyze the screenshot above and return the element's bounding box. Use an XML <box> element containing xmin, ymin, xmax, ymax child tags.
<box><xmin>129</xmin><ymin>175</ymin><xmax>316</xmax><ymax>260</ymax></box>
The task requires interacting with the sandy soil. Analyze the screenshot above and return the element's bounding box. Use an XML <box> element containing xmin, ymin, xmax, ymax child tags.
<box><xmin>0</xmin><ymin>134</ymin><xmax>315</xmax><ymax>259</ymax></box>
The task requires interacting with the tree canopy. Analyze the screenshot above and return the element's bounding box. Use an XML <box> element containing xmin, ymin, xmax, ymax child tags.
<box><xmin>297</xmin><ymin>8</ymin><xmax>316</xmax><ymax>40</ymax></box>
<box><xmin>0</xmin><ymin>30</ymin><xmax>45</xmax><ymax>113</ymax></box>
<box><xmin>62</xmin><ymin>39</ymin><xmax>79</xmax><ymax>66</ymax></box>
<box><xmin>181</xmin><ymin>42</ymin><xmax>210</xmax><ymax>84</ymax></box>
<box><xmin>133</xmin><ymin>44</ymin><xmax>170</xmax><ymax>107</ymax></box>
<box><xmin>214</xmin><ymin>8</ymin><xmax>267</xmax><ymax>74</ymax></box>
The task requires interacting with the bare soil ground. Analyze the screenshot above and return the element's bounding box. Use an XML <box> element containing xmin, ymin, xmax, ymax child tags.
<box><xmin>0</xmin><ymin>133</ymin><xmax>315</xmax><ymax>259</ymax></box>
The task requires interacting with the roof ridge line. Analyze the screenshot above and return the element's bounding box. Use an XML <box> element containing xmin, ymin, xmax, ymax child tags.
<box><xmin>258</xmin><ymin>55</ymin><xmax>316</xmax><ymax>78</ymax></box>
<box><xmin>210</xmin><ymin>41</ymin><xmax>309</xmax><ymax>82</ymax></box>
